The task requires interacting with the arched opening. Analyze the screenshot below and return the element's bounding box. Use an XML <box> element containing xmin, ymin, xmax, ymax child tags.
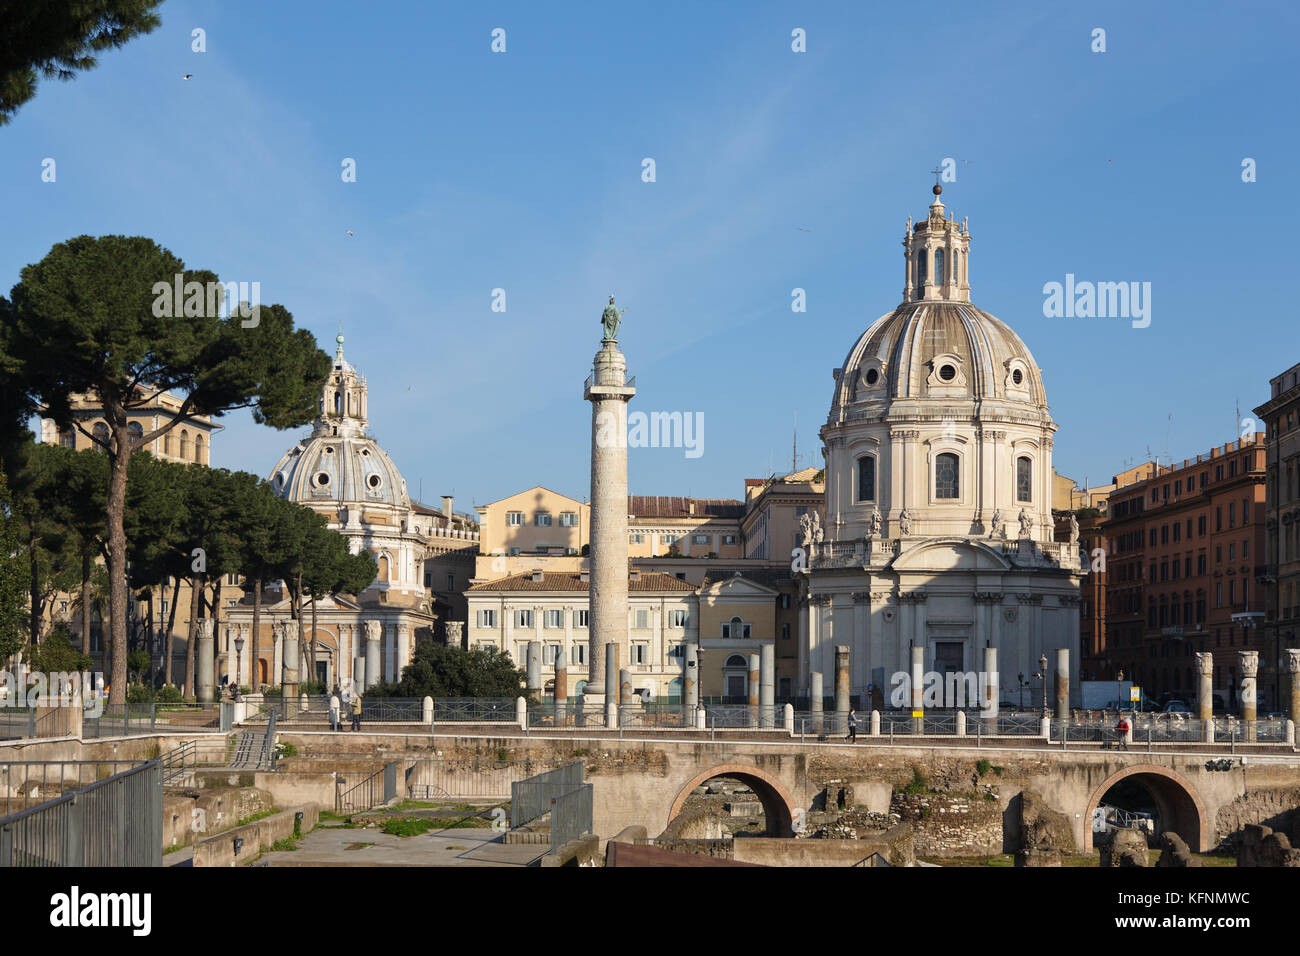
<box><xmin>1084</xmin><ymin>765</ymin><xmax>1207</xmax><ymax>853</ymax></box>
<box><xmin>667</xmin><ymin>764</ymin><xmax>797</xmax><ymax>839</ymax></box>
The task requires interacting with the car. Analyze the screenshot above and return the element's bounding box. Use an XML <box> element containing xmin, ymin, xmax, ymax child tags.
<box><xmin>1163</xmin><ymin>701</ymin><xmax>1192</xmax><ymax>714</ymax></box>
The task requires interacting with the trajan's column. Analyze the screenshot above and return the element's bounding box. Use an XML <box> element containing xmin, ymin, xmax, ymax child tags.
<box><xmin>583</xmin><ymin>297</ymin><xmax>636</xmax><ymax>700</ymax></box>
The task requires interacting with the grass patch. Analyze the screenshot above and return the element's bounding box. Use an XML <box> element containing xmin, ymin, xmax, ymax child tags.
<box><xmin>382</xmin><ymin>818</ymin><xmax>436</xmax><ymax>838</ymax></box>
<box><xmin>163</xmin><ymin>843</ymin><xmax>185</xmax><ymax>855</ymax></box>
<box><xmin>237</xmin><ymin>809</ymin><xmax>276</xmax><ymax>827</ymax></box>
<box><xmin>269</xmin><ymin>837</ymin><xmax>299</xmax><ymax>852</ymax></box>
<box><xmin>975</xmin><ymin>759</ymin><xmax>992</xmax><ymax>777</ymax></box>
<box><xmin>896</xmin><ymin>767</ymin><xmax>928</xmax><ymax>796</ymax></box>
<box><xmin>344</xmin><ymin>842</ymin><xmax>375</xmax><ymax>851</ymax></box>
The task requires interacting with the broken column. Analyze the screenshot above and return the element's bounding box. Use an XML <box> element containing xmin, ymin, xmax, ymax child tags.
<box><xmin>981</xmin><ymin>645</ymin><xmax>999</xmax><ymax>721</ymax></box>
<box><xmin>1055</xmin><ymin>647</ymin><xmax>1069</xmax><ymax>720</ymax></box>
<box><xmin>835</xmin><ymin>645</ymin><xmax>850</xmax><ymax>734</ymax></box>
<box><xmin>1288</xmin><ymin>649</ymin><xmax>1300</xmax><ymax>725</ymax></box>
<box><xmin>605</xmin><ymin>642</ymin><xmax>619</xmax><ymax>727</ymax></box>
<box><xmin>1241</xmin><ymin>649</ymin><xmax>1259</xmax><ymax>721</ymax></box>
<box><xmin>619</xmin><ymin>667</ymin><xmax>634</xmax><ymax>705</ymax></box>
<box><xmin>747</xmin><ymin>653</ymin><xmax>760</xmax><ymax>727</ymax></box>
<box><xmin>526</xmin><ymin>641</ymin><xmax>542</xmax><ymax>698</ymax></box>
<box><xmin>810</xmin><ymin>672</ymin><xmax>823</xmax><ymax>733</ymax></box>
<box><xmin>554</xmin><ymin>653</ymin><xmax>568</xmax><ymax>723</ymax></box>
<box><xmin>911</xmin><ymin>642</ymin><xmax>925</xmax><ymax>733</ymax></box>
<box><xmin>196</xmin><ymin>619</ymin><xmax>215</xmax><ymax>705</ymax></box>
<box><xmin>1197</xmin><ymin>651</ymin><xmax>1215</xmax><ymax>743</ymax></box>
<box><xmin>364</xmin><ymin>620</ymin><xmax>381</xmax><ymax>691</ymax></box>
<box><xmin>683</xmin><ymin>643</ymin><xmax>699</xmax><ymax>712</ymax></box>
<box><xmin>760</xmin><ymin>643</ymin><xmax>774</xmax><ymax>729</ymax></box>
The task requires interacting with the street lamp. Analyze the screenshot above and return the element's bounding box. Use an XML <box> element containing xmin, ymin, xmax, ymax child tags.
<box><xmin>1117</xmin><ymin>668</ymin><xmax>1124</xmax><ymax>714</ymax></box>
<box><xmin>234</xmin><ymin>635</ymin><xmax>245</xmax><ymax>702</ymax></box>
<box><xmin>1017</xmin><ymin>672</ymin><xmax>1026</xmax><ymax>710</ymax></box>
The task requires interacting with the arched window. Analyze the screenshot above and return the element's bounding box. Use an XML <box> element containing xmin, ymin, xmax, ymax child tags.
<box><xmin>180</xmin><ymin>429</ymin><xmax>191</xmax><ymax>460</ymax></box>
<box><xmin>92</xmin><ymin>422</ymin><xmax>109</xmax><ymax>451</ymax></box>
<box><xmin>378</xmin><ymin>555</ymin><xmax>389</xmax><ymax>582</ymax></box>
<box><xmin>58</xmin><ymin>428</ymin><xmax>75</xmax><ymax>449</ymax></box>
<box><xmin>163</xmin><ymin>431</ymin><xmax>172</xmax><ymax>456</ymax></box>
<box><xmin>915</xmin><ymin>249</ymin><xmax>927</xmax><ymax>296</ymax></box>
<box><xmin>334</xmin><ymin>391</ymin><xmax>342</xmax><ymax>414</ymax></box>
<box><xmin>127</xmin><ymin>421</ymin><xmax>143</xmax><ymax>449</ymax></box>
<box><xmin>857</xmin><ymin>455</ymin><xmax>876</xmax><ymax>502</ymax></box>
<box><xmin>194</xmin><ymin>433</ymin><xmax>205</xmax><ymax>463</ymax></box>
<box><xmin>933</xmin><ymin>248</ymin><xmax>945</xmax><ymax>287</ymax></box>
<box><xmin>1016</xmin><ymin>456</ymin><xmax>1032</xmax><ymax>502</ymax></box>
<box><xmin>935</xmin><ymin>452</ymin><xmax>959</xmax><ymax>499</ymax></box>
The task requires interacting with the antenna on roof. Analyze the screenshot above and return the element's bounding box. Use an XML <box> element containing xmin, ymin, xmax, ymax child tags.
<box><xmin>792</xmin><ymin>412</ymin><xmax>797</xmax><ymax>475</ymax></box>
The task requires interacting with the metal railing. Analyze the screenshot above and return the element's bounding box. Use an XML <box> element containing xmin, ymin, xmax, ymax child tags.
<box><xmin>550</xmin><ymin>783</ymin><xmax>593</xmax><ymax>853</ymax></box>
<box><xmin>0</xmin><ymin>760</ymin><xmax>162</xmax><ymax>867</ymax></box>
<box><xmin>510</xmin><ymin>762</ymin><xmax>584</xmax><ymax>829</ymax></box>
<box><xmin>336</xmin><ymin>761</ymin><xmax>397</xmax><ymax>814</ymax></box>
<box><xmin>405</xmin><ymin>759</ymin><xmax>540</xmax><ymax>800</ymax></box>
<box><xmin>527</xmin><ymin>702</ymin><xmax>608</xmax><ymax>729</ymax></box>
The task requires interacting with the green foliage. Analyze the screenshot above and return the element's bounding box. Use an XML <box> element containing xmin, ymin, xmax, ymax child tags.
<box><xmin>275</xmin><ymin>741</ymin><xmax>297</xmax><ymax>758</ymax></box>
<box><xmin>0</xmin><ymin>0</ymin><xmax>165</xmax><ymax>126</ymax></box>
<box><xmin>126</xmin><ymin>682</ymin><xmax>153</xmax><ymax>703</ymax></box>
<box><xmin>381</xmin><ymin>817</ymin><xmax>434</xmax><ymax>838</ymax></box>
<box><xmin>897</xmin><ymin>767</ymin><xmax>929</xmax><ymax>796</ymax></box>
<box><xmin>299</xmin><ymin>680</ymin><xmax>324</xmax><ymax>696</ymax></box>
<box><xmin>29</xmin><ymin>623</ymin><xmax>91</xmax><ymax>672</ymax></box>
<box><xmin>975</xmin><ymin>759</ymin><xmax>992</xmax><ymax>777</ymax></box>
<box><xmin>0</xmin><ymin>471</ymin><xmax>28</xmax><ymax>661</ymax></box>
<box><xmin>369</xmin><ymin>641</ymin><xmax>525</xmax><ymax>699</ymax></box>
<box><xmin>268</xmin><ymin>837</ymin><xmax>299</xmax><ymax>852</ymax></box>
<box><xmin>155</xmin><ymin>684</ymin><xmax>182</xmax><ymax>703</ymax></box>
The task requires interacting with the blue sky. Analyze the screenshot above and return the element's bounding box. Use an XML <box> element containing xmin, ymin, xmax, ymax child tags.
<box><xmin>3</xmin><ymin>1</ymin><xmax>1296</xmax><ymax>509</ymax></box>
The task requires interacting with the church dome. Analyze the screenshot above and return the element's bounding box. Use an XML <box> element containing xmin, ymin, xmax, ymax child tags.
<box><xmin>831</xmin><ymin>301</ymin><xmax>1048</xmax><ymax>416</ymax></box>
<box><xmin>829</xmin><ymin>185</ymin><xmax>1048</xmax><ymax>422</ymax></box>
<box><xmin>270</xmin><ymin>435</ymin><xmax>410</xmax><ymax>509</ymax></box>
<box><xmin>268</xmin><ymin>331</ymin><xmax>411</xmax><ymax>511</ymax></box>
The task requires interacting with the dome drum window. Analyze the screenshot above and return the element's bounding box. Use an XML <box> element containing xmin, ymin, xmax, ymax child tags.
<box><xmin>935</xmin><ymin>452</ymin><xmax>960</xmax><ymax>500</ymax></box>
<box><xmin>926</xmin><ymin>353</ymin><xmax>967</xmax><ymax>390</ymax></box>
<box><xmin>1016</xmin><ymin>456</ymin><xmax>1033</xmax><ymax>503</ymax></box>
<box><xmin>856</xmin><ymin>455</ymin><xmax>876</xmax><ymax>503</ymax></box>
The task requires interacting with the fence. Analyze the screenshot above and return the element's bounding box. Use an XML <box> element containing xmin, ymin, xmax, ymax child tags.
<box><xmin>336</xmin><ymin>761</ymin><xmax>397</xmax><ymax>814</ymax></box>
<box><xmin>161</xmin><ymin>737</ymin><xmax>235</xmax><ymax>786</ymax></box>
<box><xmin>510</xmin><ymin>762</ymin><xmax>584</xmax><ymax>829</ymax></box>
<box><xmin>0</xmin><ymin>760</ymin><xmax>162</xmax><ymax>867</ymax></box>
<box><xmin>550</xmin><ymin>783</ymin><xmax>593</xmax><ymax>853</ymax></box>
<box><xmin>405</xmin><ymin>759</ymin><xmax>545</xmax><ymax>800</ymax></box>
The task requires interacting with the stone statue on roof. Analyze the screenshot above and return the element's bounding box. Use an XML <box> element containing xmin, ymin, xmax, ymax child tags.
<box><xmin>601</xmin><ymin>295</ymin><xmax>626</xmax><ymax>341</ymax></box>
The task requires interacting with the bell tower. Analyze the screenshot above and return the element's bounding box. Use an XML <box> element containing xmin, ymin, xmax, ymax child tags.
<box><xmin>902</xmin><ymin>182</ymin><xmax>971</xmax><ymax>304</ymax></box>
<box><xmin>313</xmin><ymin>330</ymin><xmax>369</xmax><ymax>439</ymax></box>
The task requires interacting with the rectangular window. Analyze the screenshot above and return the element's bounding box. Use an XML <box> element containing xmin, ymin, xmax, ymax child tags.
<box><xmin>571</xmin><ymin>644</ymin><xmax>587</xmax><ymax>665</ymax></box>
<box><xmin>542</xmin><ymin>644</ymin><xmax>559</xmax><ymax>665</ymax></box>
<box><xmin>781</xmin><ymin>622</ymin><xmax>791</xmax><ymax>640</ymax></box>
<box><xmin>424</xmin><ymin>572</ymin><xmax>432</xmax><ymax>588</ymax></box>
<box><xmin>631</xmin><ymin>642</ymin><xmax>649</xmax><ymax>665</ymax></box>
<box><xmin>1175</xmin><ymin>480</ymin><xmax>1182</xmax><ymax>495</ymax></box>
<box><xmin>935</xmin><ymin>453</ymin><xmax>959</xmax><ymax>499</ymax></box>
<box><xmin>779</xmin><ymin>593</ymin><xmax>791</xmax><ymax>609</ymax></box>
<box><xmin>1228</xmin><ymin>543</ymin><xmax>1235</xmax><ymax>561</ymax></box>
<box><xmin>1243</xmin><ymin>539</ymin><xmax>1249</xmax><ymax>558</ymax></box>
<box><xmin>1228</xmin><ymin>502</ymin><xmax>1236</xmax><ymax>528</ymax></box>
<box><xmin>1198</xmin><ymin>515</ymin><xmax>1206</xmax><ymax>536</ymax></box>
<box><xmin>1197</xmin><ymin>554</ymin><xmax>1206</xmax><ymax>575</ymax></box>
<box><xmin>1016</xmin><ymin>457</ymin><xmax>1032</xmax><ymax>502</ymax></box>
<box><xmin>669</xmin><ymin>609</ymin><xmax>688</xmax><ymax>628</ymax></box>
<box><xmin>722</xmin><ymin>534</ymin><xmax>737</xmax><ymax>545</ymax></box>
<box><xmin>446</xmin><ymin>573</ymin><xmax>454</xmax><ymax>591</ymax></box>
<box><xmin>575</xmin><ymin>610</ymin><xmax>589</xmax><ymax>628</ymax></box>
<box><xmin>634</xmin><ymin>609</ymin><xmax>649</xmax><ymax>629</ymax></box>
<box><xmin>629</xmin><ymin>533</ymin><xmax>644</xmax><ymax>543</ymax></box>
<box><xmin>1149</xmin><ymin>529</ymin><xmax>1157</xmax><ymax>547</ymax></box>
<box><xmin>1161</xmin><ymin>525</ymin><xmax>1168</xmax><ymax>545</ymax></box>
<box><xmin>858</xmin><ymin>456</ymin><xmax>876</xmax><ymax>501</ymax></box>
<box><xmin>1173</xmin><ymin>523</ymin><xmax>1180</xmax><ymax>542</ymax></box>
<box><xmin>476</xmin><ymin>609</ymin><xmax>497</xmax><ymax>628</ymax></box>
<box><xmin>534</xmin><ymin>513</ymin><xmax>552</xmax><ymax>527</ymax></box>
<box><xmin>544</xmin><ymin>609</ymin><xmax>563</xmax><ymax>628</ymax></box>
<box><xmin>693</xmin><ymin>534</ymin><xmax>709</xmax><ymax>545</ymax></box>
<box><xmin>559</xmin><ymin>512</ymin><xmax>577</xmax><ymax>527</ymax></box>
<box><xmin>514</xmin><ymin>609</ymin><xmax>533</xmax><ymax>628</ymax></box>
<box><xmin>668</xmin><ymin>643</ymin><xmax>684</xmax><ymax>659</ymax></box>
<box><xmin>506</xmin><ymin>511</ymin><xmax>523</xmax><ymax>526</ymax></box>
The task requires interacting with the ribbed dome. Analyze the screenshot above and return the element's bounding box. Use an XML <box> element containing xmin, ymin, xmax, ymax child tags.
<box><xmin>270</xmin><ymin>436</ymin><xmax>411</xmax><ymax>509</ymax></box>
<box><xmin>831</xmin><ymin>300</ymin><xmax>1048</xmax><ymax>418</ymax></box>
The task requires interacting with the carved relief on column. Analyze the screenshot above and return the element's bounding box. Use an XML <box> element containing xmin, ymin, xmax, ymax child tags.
<box><xmin>1287</xmin><ymin>649</ymin><xmax>1300</xmax><ymax>674</ymax></box>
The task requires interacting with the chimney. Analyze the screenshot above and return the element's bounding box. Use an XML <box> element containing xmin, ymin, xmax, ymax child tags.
<box><xmin>531</xmin><ymin>568</ymin><xmax>543</xmax><ymax>583</ymax></box>
<box><xmin>629</xmin><ymin>568</ymin><xmax>641</xmax><ymax>582</ymax></box>
<box><xmin>580</xmin><ymin>569</ymin><xmax>590</xmax><ymax>583</ymax></box>
<box><xmin>441</xmin><ymin>495</ymin><xmax>453</xmax><ymax>520</ymax></box>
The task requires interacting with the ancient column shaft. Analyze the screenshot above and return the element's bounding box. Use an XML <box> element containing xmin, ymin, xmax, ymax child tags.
<box><xmin>1055</xmin><ymin>647</ymin><xmax>1069</xmax><ymax>720</ymax></box>
<box><xmin>196</xmin><ymin>619</ymin><xmax>215</xmax><ymax>704</ymax></box>
<box><xmin>1288</xmin><ymin>649</ymin><xmax>1300</xmax><ymax>723</ymax></box>
<box><xmin>982</xmin><ymin>646</ymin><xmax>999</xmax><ymax>718</ymax></box>
<box><xmin>683</xmin><ymin>643</ymin><xmax>699</xmax><ymax>711</ymax></box>
<box><xmin>835</xmin><ymin>645</ymin><xmax>851</xmax><ymax>717</ymax></box>
<box><xmin>1240</xmin><ymin>650</ymin><xmax>1259</xmax><ymax>722</ymax></box>
<box><xmin>1196</xmin><ymin>652</ymin><xmax>1214</xmax><ymax>722</ymax></box>
<box><xmin>584</xmin><ymin>331</ymin><xmax>635</xmax><ymax>697</ymax></box>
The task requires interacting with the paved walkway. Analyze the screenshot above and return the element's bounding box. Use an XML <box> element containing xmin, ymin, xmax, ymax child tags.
<box><xmin>265</xmin><ymin>825</ymin><xmax>546</xmax><ymax>866</ymax></box>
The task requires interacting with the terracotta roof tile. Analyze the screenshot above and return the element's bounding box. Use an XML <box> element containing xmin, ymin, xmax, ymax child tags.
<box><xmin>628</xmin><ymin>496</ymin><xmax>745</xmax><ymax>519</ymax></box>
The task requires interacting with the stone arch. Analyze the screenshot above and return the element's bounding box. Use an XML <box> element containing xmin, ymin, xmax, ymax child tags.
<box><xmin>1084</xmin><ymin>764</ymin><xmax>1208</xmax><ymax>853</ymax></box>
<box><xmin>667</xmin><ymin>762</ymin><xmax>798</xmax><ymax>838</ymax></box>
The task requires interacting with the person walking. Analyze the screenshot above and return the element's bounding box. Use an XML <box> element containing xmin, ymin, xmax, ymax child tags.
<box><xmin>1115</xmin><ymin>714</ymin><xmax>1130</xmax><ymax>751</ymax></box>
<box><xmin>329</xmin><ymin>690</ymin><xmax>341</xmax><ymax>732</ymax></box>
<box><xmin>846</xmin><ymin>708</ymin><xmax>858</xmax><ymax>743</ymax></box>
<box><xmin>350</xmin><ymin>692</ymin><xmax>362</xmax><ymax>732</ymax></box>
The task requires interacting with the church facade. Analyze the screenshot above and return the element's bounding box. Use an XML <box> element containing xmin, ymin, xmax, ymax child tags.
<box><xmin>802</xmin><ymin>186</ymin><xmax>1084</xmax><ymax>709</ymax></box>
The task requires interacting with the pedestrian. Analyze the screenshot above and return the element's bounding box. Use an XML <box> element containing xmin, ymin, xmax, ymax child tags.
<box><xmin>350</xmin><ymin>692</ymin><xmax>362</xmax><ymax>732</ymax></box>
<box><xmin>1115</xmin><ymin>714</ymin><xmax>1130</xmax><ymax>751</ymax></box>
<box><xmin>846</xmin><ymin>708</ymin><xmax>858</xmax><ymax>743</ymax></box>
<box><xmin>329</xmin><ymin>690</ymin><xmax>341</xmax><ymax>732</ymax></box>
